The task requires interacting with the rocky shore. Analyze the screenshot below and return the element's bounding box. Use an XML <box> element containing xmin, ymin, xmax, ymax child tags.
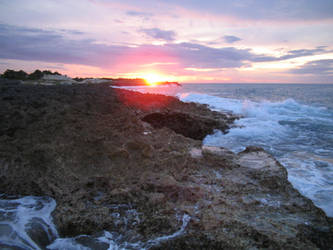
<box><xmin>0</xmin><ymin>80</ymin><xmax>332</xmax><ymax>249</ymax></box>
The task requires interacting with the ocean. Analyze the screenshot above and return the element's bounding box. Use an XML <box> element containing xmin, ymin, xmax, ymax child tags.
<box><xmin>119</xmin><ymin>83</ymin><xmax>333</xmax><ymax>217</ymax></box>
<box><xmin>180</xmin><ymin>84</ymin><xmax>333</xmax><ymax>217</ymax></box>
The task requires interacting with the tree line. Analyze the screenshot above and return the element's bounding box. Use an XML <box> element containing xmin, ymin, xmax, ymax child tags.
<box><xmin>1</xmin><ymin>69</ymin><xmax>61</xmax><ymax>80</ymax></box>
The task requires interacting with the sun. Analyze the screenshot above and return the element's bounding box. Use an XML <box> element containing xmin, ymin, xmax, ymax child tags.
<box><xmin>144</xmin><ymin>73</ymin><xmax>164</xmax><ymax>86</ymax></box>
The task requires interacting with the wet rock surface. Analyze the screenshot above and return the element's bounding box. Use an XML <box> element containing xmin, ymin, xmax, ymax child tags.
<box><xmin>0</xmin><ymin>80</ymin><xmax>332</xmax><ymax>249</ymax></box>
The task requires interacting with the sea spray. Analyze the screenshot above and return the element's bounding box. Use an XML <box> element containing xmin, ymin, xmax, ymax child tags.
<box><xmin>180</xmin><ymin>92</ymin><xmax>333</xmax><ymax>217</ymax></box>
<box><xmin>47</xmin><ymin>213</ymin><xmax>191</xmax><ymax>250</ymax></box>
<box><xmin>0</xmin><ymin>195</ymin><xmax>58</xmax><ymax>249</ymax></box>
<box><xmin>0</xmin><ymin>195</ymin><xmax>191</xmax><ymax>249</ymax></box>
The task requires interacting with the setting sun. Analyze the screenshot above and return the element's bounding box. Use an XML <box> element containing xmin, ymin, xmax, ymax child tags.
<box><xmin>144</xmin><ymin>73</ymin><xmax>164</xmax><ymax>86</ymax></box>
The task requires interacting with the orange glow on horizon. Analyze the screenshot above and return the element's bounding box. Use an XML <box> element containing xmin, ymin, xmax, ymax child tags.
<box><xmin>143</xmin><ymin>73</ymin><xmax>165</xmax><ymax>86</ymax></box>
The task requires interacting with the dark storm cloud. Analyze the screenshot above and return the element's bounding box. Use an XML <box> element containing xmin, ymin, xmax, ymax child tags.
<box><xmin>290</xmin><ymin>59</ymin><xmax>333</xmax><ymax>75</ymax></box>
<box><xmin>1</xmin><ymin>24</ymin><xmax>331</xmax><ymax>71</ymax></box>
<box><xmin>223</xmin><ymin>35</ymin><xmax>241</xmax><ymax>44</ymax></box>
<box><xmin>140</xmin><ymin>28</ymin><xmax>176</xmax><ymax>41</ymax></box>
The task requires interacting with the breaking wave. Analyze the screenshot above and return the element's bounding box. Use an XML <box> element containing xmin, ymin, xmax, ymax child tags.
<box><xmin>180</xmin><ymin>93</ymin><xmax>333</xmax><ymax>217</ymax></box>
<box><xmin>0</xmin><ymin>195</ymin><xmax>190</xmax><ymax>249</ymax></box>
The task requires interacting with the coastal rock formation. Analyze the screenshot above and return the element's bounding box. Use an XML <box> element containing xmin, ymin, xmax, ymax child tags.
<box><xmin>142</xmin><ymin>112</ymin><xmax>229</xmax><ymax>140</ymax></box>
<box><xmin>0</xmin><ymin>80</ymin><xmax>332</xmax><ymax>249</ymax></box>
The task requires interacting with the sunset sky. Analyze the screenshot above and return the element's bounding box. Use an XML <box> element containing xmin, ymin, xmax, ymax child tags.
<box><xmin>0</xmin><ymin>0</ymin><xmax>333</xmax><ymax>83</ymax></box>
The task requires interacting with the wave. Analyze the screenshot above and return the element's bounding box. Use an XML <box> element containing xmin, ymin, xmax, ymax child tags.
<box><xmin>110</xmin><ymin>85</ymin><xmax>333</xmax><ymax>217</ymax></box>
<box><xmin>0</xmin><ymin>195</ymin><xmax>191</xmax><ymax>249</ymax></box>
<box><xmin>109</xmin><ymin>84</ymin><xmax>333</xmax><ymax>217</ymax></box>
<box><xmin>0</xmin><ymin>195</ymin><xmax>58</xmax><ymax>249</ymax></box>
<box><xmin>180</xmin><ymin>92</ymin><xmax>333</xmax><ymax>217</ymax></box>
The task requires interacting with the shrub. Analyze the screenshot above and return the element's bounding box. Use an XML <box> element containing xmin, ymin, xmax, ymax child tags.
<box><xmin>28</xmin><ymin>70</ymin><xmax>43</xmax><ymax>80</ymax></box>
<box><xmin>2</xmin><ymin>69</ymin><xmax>28</xmax><ymax>80</ymax></box>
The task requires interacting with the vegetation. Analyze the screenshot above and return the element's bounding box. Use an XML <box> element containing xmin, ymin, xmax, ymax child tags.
<box><xmin>1</xmin><ymin>70</ymin><xmax>28</xmax><ymax>80</ymax></box>
<box><xmin>1</xmin><ymin>69</ymin><xmax>61</xmax><ymax>80</ymax></box>
<box><xmin>73</xmin><ymin>77</ymin><xmax>89</xmax><ymax>82</ymax></box>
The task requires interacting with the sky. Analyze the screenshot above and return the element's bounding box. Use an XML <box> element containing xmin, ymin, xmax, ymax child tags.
<box><xmin>0</xmin><ymin>0</ymin><xmax>333</xmax><ymax>83</ymax></box>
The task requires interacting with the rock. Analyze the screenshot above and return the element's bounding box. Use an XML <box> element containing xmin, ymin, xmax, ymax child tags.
<box><xmin>0</xmin><ymin>78</ymin><xmax>22</xmax><ymax>85</ymax></box>
<box><xmin>0</xmin><ymin>83</ymin><xmax>332</xmax><ymax>249</ymax></box>
<box><xmin>189</xmin><ymin>147</ymin><xmax>202</xmax><ymax>159</ymax></box>
<box><xmin>202</xmin><ymin>145</ymin><xmax>235</xmax><ymax>161</ymax></box>
<box><xmin>147</xmin><ymin>192</ymin><xmax>165</xmax><ymax>204</ymax></box>
<box><xmin>26</xmin><ymin>218</ymin><xmax>57</xmax><ymax>248</ymax></box>
<box><xmin>142</xmin><ymin>112</ymin><xmax>229</xmax><ymax>140</ymax></box>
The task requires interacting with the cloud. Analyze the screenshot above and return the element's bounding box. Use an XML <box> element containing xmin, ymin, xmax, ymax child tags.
<box><xmin>0</xmin><ymin>24</ymin><xmax>103</xmax><ymax>65</ymax></box>
<box><xmin>0</xmin><ymin>24</ymin><xmax>250</xmax><ymax>69</ymax></box>
<box><xmin>289</xmin><ymin>59</ymin><xmax>333</xmax><ymax>75</ymax></box>
<box><xmin>223</xmin><ymin>35</ymin><xmax>241</xmax><ymax>44</ymax></box>
<box><xmin>169</xmin><ymin>43</ymin><xmax>251</xmax><ymax>68</ymax></box>
<box><xmin>283</xmin><ymin>48</ymin><xmax>329</xmax><ymax>59</ymax></box>
<box><xmin>124</xmin><ymin>0</ymin><xmax>333</xmax><ymax>21</ymax></box>
<box><xmin>252</xmin><ymin>47</ymin><xmax>331</xmax><ymax>62</ymax></box>
<box><xmin>1</xmin><ymin>24</ymin><xmax>332</xmax><ymax>75</ymax></box>
<box><xmin>59</xmin><ymin>29</ymin><xmax>85</xmax><ymax>35</ymax></box>
<box><xmin>126</xmin><ymin>10</ymin><xmax>153</xmax><ymax>17</ymax></box>
<box><xmin>140</xmin><ymin>28</ymin><xmax>176</xmax><ymax>41</ymax></box>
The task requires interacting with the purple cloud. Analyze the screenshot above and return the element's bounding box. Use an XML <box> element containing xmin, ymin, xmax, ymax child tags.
<box><xmin>1</xmin><ymin>24</ymin><xmax>332</xmax><ymax>74</ymax></box>
<box><xmin>290</xmin><ymin>59</ymin><xmax>333</xmax><ymax>75</ymax></box>
<box><xmin>140</xmin><ymin>28</ymin><xmax>176</xmax><ymax>41</ymax></box>
<box><xmin>119</xmin><ymin>0</ymin><xmax>333</xmax><ymax>20</ymax></box>
<box><xmin>126</xmin><ymin>10</ymin><xmax>153</xmax><ymax>18</ymax></box>
<box><xmin>223</xmin><ymin>35</ymin><xmax>241</xmax><ymax>44</ymax></box>
<box><xmin>252</xmin><ymin>47</ymin><xmax>331</xmax><ymax>62</ymax></box>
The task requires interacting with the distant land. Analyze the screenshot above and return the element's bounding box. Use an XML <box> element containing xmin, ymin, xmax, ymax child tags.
<box><xmin>0</xmin><ymin>69</ymin><xmax>181</xmax><ymax>86</ymax></box>
<box><xmin>103</xmin><ymin>78</ymin><xmax>181</xmax><ymax>87</ymax></box>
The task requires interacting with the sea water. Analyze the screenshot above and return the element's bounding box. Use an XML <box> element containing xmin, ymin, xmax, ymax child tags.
<box><xmin>115</xmin><ymin>83</ymin><xmax>333</xmax><ymax>217</ymax></box>
<box><xmin>178</xmin><ymin>84</ymin><xmax>333</xmax><ymax>217</ymax></box>
<box><xmin>0</xmin><ymin>195</ymin><xmax>190</xmax><ymax>249</ymax></box>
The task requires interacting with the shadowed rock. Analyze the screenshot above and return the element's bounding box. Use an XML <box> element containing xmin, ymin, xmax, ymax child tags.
<box><xmin>142</xmin><ymin>112</ymin><xmax>229</xmax><ymax>140</ymax></box>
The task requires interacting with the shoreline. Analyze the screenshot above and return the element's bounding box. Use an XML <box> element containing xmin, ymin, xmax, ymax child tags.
<box><xmin>0</xmin><ymin>80</ymin><xmax>332</xmax><ymax>249</ymax></box>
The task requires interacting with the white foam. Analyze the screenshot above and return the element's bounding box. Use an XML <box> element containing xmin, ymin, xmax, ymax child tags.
<box><xmin>47</xmin><ymin>237</ymin><xmax>92</xmax><ymax>250</ymax></box>
<box><xmin>0</xmin><ymin>196</ymin><xmax>191</xmax><ymax>249</ymax></box>
<box><xmin>180</xmin><ymin>92</ymin><xmax>333</xmax><ymax>217</ymax></box>
<box><xmin>179</xmin><ymin>93</ymin><xmax>244</xmax><ymax>113</ymax></box>
<box><xmin>0</xmin><ymin>196</ymin><xmax>58</xmax><ymax>249</ymax></box>
<box><xmin>144</xmin><ymin>214</ymin><xmax>190</xmax><ymax>249</ymax></box>
<box><xmin>280</xmin><ymin>154</ymin><xmax>333</xmax><ymax>217</ymax></box>
<box><xmin>97</xmin><ymin>213</ymin><xmax>190</xmax><ymax>250</ymax></box>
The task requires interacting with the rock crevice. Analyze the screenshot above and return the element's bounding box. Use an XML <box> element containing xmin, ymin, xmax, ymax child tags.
<box><xmin>142</xmin><ymin>112</ymin><xmax>229</xmax><ymax>140</ymax></box>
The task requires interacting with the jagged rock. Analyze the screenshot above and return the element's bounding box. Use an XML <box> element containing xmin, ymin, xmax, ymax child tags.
<box><xmin>0</xmin><ymin>83</ymin><xmax>332</xmax><ymax>248</ymax></box>
<box><xmin>26</xmin><ymin>218</ymin><xmax>57</xmax><ymax>248</ymax></box>
<box><xmin>142</xmin><ymin>112</ymin><xmax>229</xmax><ymax>140</ymax></box>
